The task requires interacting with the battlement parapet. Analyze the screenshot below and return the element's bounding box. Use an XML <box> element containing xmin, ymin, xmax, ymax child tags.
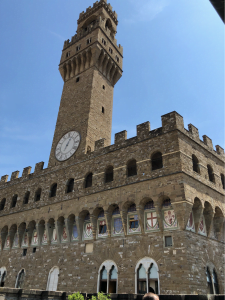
<box><xmin>78</xmin><ymin>0</ymin><xmax>118</xmax><ymax>26</ymax></box>
<box><xmin>95</xmin><ymin>138</ymin><xmax>105</xmax><ymax>150</ymax></box>
<box><xmin>1</xmin><ymin>175</ymin><xmax>8</xmax><ymax>183</ymax></box>
<box><xmin>34</xmin><ymin>162</ymin><xmax>44</xmax><ymax>173</ymax></box>
<box><xmin>63</xmin><ymin>17</ymin><xmax>123</xmax><ymax>55</ymax></box>
<box><xmin>137</xmin><ymin>121</ymin><xmax>150</xmax><ymax>140</ymax></box>
<box><xmin>22</xmin><ymin>166</ymin><xmax>32</xmax><ymax>177</ymax></box>
<box><xmin>203</xmin><ymin>135</ymin><xmax>213</xmax><ymax>150</ymax></box>
<box><xmin>188</xmin><ymin>124</ymin><xmax>199</xmax><ymax>139</ymax></box>
<box><xmin>115</xmin><ymin>130</ymin><xmax>127</xmax><ymax>144</ymax></box>
<box><xmin>216</xmin><ymin>145</ymin><xmax>224</xmax><ymax>155</ymax></box>
<box><xmin>10</xmin><ymin>171</ymin><xmax>19</xmax><ymax>181</ymax></box>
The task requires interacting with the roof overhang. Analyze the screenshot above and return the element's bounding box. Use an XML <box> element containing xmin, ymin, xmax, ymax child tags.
<box><xmin>210</xmin><ymin>0</ymin><xmax>225</xmax><ymax>24</ymax></box>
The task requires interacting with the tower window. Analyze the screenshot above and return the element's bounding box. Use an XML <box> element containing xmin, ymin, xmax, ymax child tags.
<box><xmin>102</xmin><ymin>107</ymin><xmax>105</xmax><ymax>113</ymax></box>
<box><xmin>11</xmin><ymin>195</ymin><xmax>18</xmax><ymax>208</ymax></box>
<box><xmin>66</xmin><ymin>52</ymin><xmax>70</xmax><ymax>58</ymax></box>
<box><xmin>76</xmin><ymin>45</ymin><xmax>81</xmax><ymax>52</ymax></box>
<box><xmin>192</xmin><ymin>155</ymin><xmax>200</xmax><ymax>173</ymax></box>
<box><xmin>0</xmin><ymin>198</ymin><xmax>6</xmax><ymax>211</ymax></box>
<box><xmin>50</xmin><ymin>183</ymin><xmax>57</xmax><ymax>198</ymax></box>
<box><xmin>102</xmin><ymin>38</ymin><xmax>106</xmax><ymax>46</ymax></box>
<box><xmin>165</xmin><ymin>236</ymin><xmax>172</xmax><ymax>247</ymax></box>
<box><xmin>109</xmin><ymin>47</ymin><xmax>113</xmax><ymax>54</ymax></box>
<box><xmin>85</xmin><ymin>173</ymin><xmax>93</xmax><ymax>188</ymax></box>
<box><xmin>105</xmin><ymin>166</ymin><xmax>113</xmax><ymax>183</ymax></box>
<box><xmin>35</xmin><ymin>188</ymin><xmax>41</xmax><ymax>201</ymax></box>
<box><xmin>115</xmin><ymin>55</ymin><xmax>119</xmax><ymax>63</ymax></box>
<box><xmin>221</xmin><ymin>174</ymin><xmax>225</xmax><ymax>189</ymax></box>
<box><xmin>103</xmin><ymin>85</ymin><xmax>105</xmax><ymax>90</ymax></box>
<box><xmin>151</xmin><ymin>152</ymin><xmax>163</xmax><ymax>170</ymax></box>
<box><xmin>87</xmin><ymin>38</ymin><xmax>92</xmax><ymax>45</ymax></box>
<box><xmin>66</xmin><ymin>178</ymin><xmax>74</xmax><ymax>193</ymax></box>
<box><xmin>33</xmin><ymin>247</ymin><xmax>36</xmax><ymax>253</ymax></box>
<box><xmin>23</xmin><ymin>249</ymin><xmax>27</xmax><ymax>256</ymax></box>
<box><xmin>127</xmin><ymin>159</ymin><xmax>137</xmax><ymax>177</ymax></box>
<box><xmin>76</xmin><ymin>77</ymin><xmax>80</xmax><ymax>83</ymax></box>
<box><xmin>207</xmin><ymin>165</ymin><xmax>215</xmax><ymax>183</ymax></box>
<box><xmin>23</xmin><ymin>191</ymin><xmax>30</xmax><ymax>205</ymax></box>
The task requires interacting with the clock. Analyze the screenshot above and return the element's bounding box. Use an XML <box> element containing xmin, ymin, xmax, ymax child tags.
<box><xmin>55</xmin><ymin>131</ymin><xmax>81</xmax><ymax>161</ymax></box>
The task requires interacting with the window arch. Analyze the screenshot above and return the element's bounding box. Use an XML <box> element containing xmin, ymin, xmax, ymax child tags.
<box><xmin>0</xmin><ymin>198</ymin><xmax>6</xmax><ymax>211</ymax></box>
<box><xmin>11</xmin><ymin>195</ymin><xmax>18</xmax><ymax>208</ymax></box>
<box><xmin>66</xmin><ymin>178</ymin><xmax>74</xmax><ymax>193</ymax></box>
<box><xmin>98</xmin><ymin>210</ymin><xmax>107</xmax><ymax>238</ymax></box>
<box><xmin>151</xmin><ymin>152</ymin><xmax>163</xmax><ymax>170</ymax></box>
<box><xmin>105</xmin><ymin>166</ymin><xmax>114</xmax><ymax>183</ymax></box>
<box><xmin>23</xmin><ymin>191</ymin><xmax>30</xmax><ymax>205</ymax></box>
<box><xmin>127</xmin><ymin>159</ymin><xmax>137</xmax><ymax>177</ymax></box>
<box><xmin>207</xmin><ymin>165</ymin><xmax>215</xmax><ymax>183</ymax></box>
<box><xmin>85</xmin><ymin>173</ymin><xmax>93</xmax><ymax>188</ymax></box>
<box><xmin>98</xmin><ymin>260</ymin><xmax>118</xmax><ymax>293</ymax></box>
<box><xmin>192</xmin><ymin>155</ymin><xmax>200</xmax><ymax>173</ymax></box>
<box><xmin>15</xmin><ymin>269</ymin><xmax>25</xmax><ymax>288</ymax></box>
<box><xmin>213</xmin><ymin>269</ymin><xmax>219</xmax><ymax>294</ymax></box>
<box><xmin>50</xmin><ymin>183</ymin><xmax>57</xmax><ymax>197</ymax></box>
<box><xmin>46</xmin><ymin>266</ymin><xmax>59</xmax><ymax>291</ymax></box>
<box><xmin>206</xmin><ymin>267</ymin><xmax>213</xmax><ymax>294</ymax></box>
<box><xmin>127</xmin><ymin>204</ymin><xmax>140</xmax><ymax>234</ymax></box>
<box><xmin>221</xmin><ymin>174</ymin><xmax>225</xmax><ymax>189</ymax></box>
<box><xmin>35</xmin><ymin>188</ymin><xmax>41</xmax><ymax>201</ymax></box>
<box><xmin>0</xmin><ymin>267</ymin><xmax>7</xmax><ymax>287</ymax></box>
<box><xmin>135</xmin><ymin>257</ymin><xmax>159</xmax><ymax>294</ymax></box>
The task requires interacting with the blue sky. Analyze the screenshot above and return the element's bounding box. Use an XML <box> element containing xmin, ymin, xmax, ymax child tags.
<box><xmin>0</xmin><ymin>0</ymin><xmax>224</xmax><ymax>179</ymax></box>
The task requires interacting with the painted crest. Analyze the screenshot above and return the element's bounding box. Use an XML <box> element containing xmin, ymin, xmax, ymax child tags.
<box><xmin>72</xmin><ymin>224</ymin><xmax>78</xmax><ymax>240</ymax></box>
<box><xmin>83</xmin><ymin>222</ymin><xmax>93</xmax><ymax>239</ymax></box>
<box><xmin>128</xmin><ymin>214</ymin><xmax>141</xmax><ymax>233</ymax></box>
<box><xmin>32</xmin><ymin>230</ymin><xmax>38</xmax><ymax>245</ymax></box>
<box><xmin>4</xmin><ymin>236</ymin><xmax>10</xmax><ymax>249</ymax></box>
<box><xmin>51</xmin><ymin>228</ymin><xmax>57</xmax><ymax>242</ymax></box>
<box><xmin>198</xmin><ymin>215</ymin><xmax>206</xmax><ymax>236</ymax></box>
<box><xmin>113</xmin><ymin>218</ymin><xmax>123</xmax><ymax>235</ymax></box>
<box><xmin>61</xmin><ymin>226</ymin><xmax>68</xmax><ymax>242</ymax></box>
<box><xmin>163</xmin><ymin>209</ymin><xmax>178</xmax><ymax>229</ymax></box>
<box><xmin>146</xmin><ymin>212</ymin><xmax>159</xmax><ymax>230</ymax></box>
<box><xmin>22</xmin><ymin>233</ymin><xmax>28</xmax><ymax>247</ymax></box>
<box><xmin>186</xmin><ymin>211</ymin><xmax>195</xmax><ymax>232</ymax></box>
<box><xmin>13</xmin><ymin>233</ymin><xmax>19</xmax><ymax>248</ymax></box>
<box><xmin>42</xmin><ymin>230</ymin><xmax>48</xmax><ymax>244</ymax></box>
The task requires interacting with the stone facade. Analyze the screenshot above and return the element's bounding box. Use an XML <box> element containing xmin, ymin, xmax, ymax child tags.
<box><xmin>0</xmin><ymin>0</ymin><xmax>224</xmax><ymax>296</ymax></box>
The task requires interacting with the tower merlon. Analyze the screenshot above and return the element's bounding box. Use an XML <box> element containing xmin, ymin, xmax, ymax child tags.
<box><xmin>203</xmin><ymin>135</ymin><xmax>213</xmax><ymax>150</ymax></box>
<box><xmin>161</xmin><ymin>111</ymin><xmax>184</xmax><ymax>133</ymax></box>
<box><xmin>0</xmin><ymin>175</ymin><xmax>8</xmax><ymax>183</ymax></box>
<box><xmin>34</xmin><ymin>162</ymin><xmax>45</xmax><ymax>173</ymax></box>
<box><xmin>10</xmin><ymin>171</ymin><xmax>20</xmax><ymax>181</ymax></box>
<box><xmin>95</xmin><ymin>138</ymin><xmax>106</xmax><ymax>150</ymax></box>
<box><xmin>188</xmin><ymin>124</ymin><xmax>199</xmax><ymax>140</ymax></box>
<box><xmin>22</xmin><ymin>166</ymin><xmax>32</xmax><ymax>178</ymax></box>
<box><xmin>115</xmin><ymin>130</ymin><xmax>127</xmax><ymax>144</ymax></box>
<box><xmin>137</xmin><ymin>121</ymin><xmax>151</xmax><ymax>140</ymax></box>
<box><xmin>216</xmin><ymin>145</ymin><xmax>224</xmax><ymax>155</ymax></box>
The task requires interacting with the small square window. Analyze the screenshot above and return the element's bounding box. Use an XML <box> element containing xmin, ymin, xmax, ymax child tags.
<box><xmin>33</xmin><ymin>248</ymin><xmax>36</xmax><ymax>253</ymax></box>
<box><xmin>76</xmin><ymin>45</ymin><xmax>81</xmax><ymax>52</ymax></box>
<box><xmin>102</xmin><ymin>107</ymin><xmax>105</xmax><ymax>113</ymax></box>
<box><xmin>23</xmin><ymin>249</ymin><xmax>27</xmax><ymax>256</ymax></box>
<box><xmin>102</xmin><ymin>38</ymin><xmax>106</xmax><ymax>46</ymax></box>
<box><xmin>76</xmin><ymin>77</ymin><xmax>80</xmax><ymax>83</ymax></box>
<box><xmin>115</xmin><ymin>55</ymin><xmax>119</xmax><ymax>63</ymax></box>
<box><xmin>66</xmin><ymin>52</ymin><xmax>70</xmax><ymax>58</ymax></box>
<box><xmin>103</xmin><ymin>85</ymin><xmax>105</xmax><ymax>90</ymax></box>
<box><xmin>87</xmin><ymin>38</ymin><xmax>92</xmax><ymax>45</ymax></box>
<box><xmin>165</xmin><ymin>236</ymin><xmax>172</xmax><ymax>247</ymax></box>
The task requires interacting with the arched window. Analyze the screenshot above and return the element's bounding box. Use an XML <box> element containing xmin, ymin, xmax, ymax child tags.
<box><xmin>207</xmin><ymin>165</ymin><xmax>215</xmax><ymax>183</ymax></box>
<box><xmin>11</xmin><ymin>195</ymin><xmax>18</xmax><ymax>208</ymax></box>
<box><xmin>0</xmin><ymin>267</ymin><xmax>7</xmax><ymax>287</ymax></box>
<box><xmin>151</xmin><ymin>152</ymin><xmax>163</xmax><ymax>171</ymax></box>
<box><xmin>213</xmin><ymin>269</ymin><xmax>219</xmax><ymax>294</ymax></box>
<box><xmin>98</xmin><ymin>210</ymin><xmax>107</xmax><ymax>238</ymax></box>
<box><xmin>35</xmin><ymin>188</ymin><xmax>41</xmax><ymax>202</ymax></box>
<box><xmin>128</xmin><ymin>204</ymin><xmax>140</xmax><ymax>234</ymax></box>
<box><xmin>105</xmin><ymin>166</ymin><xmax>113</xmax><ymax>183</ymax></box>
<box><xmin>192</xmin><ymin>155</ymin><xmax>200</xmax><ymax>173</ymax></box>
<box><xmin>0</xmin><ymin>198</ymin><xmax>6</xmax><ymax>211</ymax></box>
<box><xmin>206</xmin><ymin>267</ymin><xmax>213</xmax><ymax>294</ymax></box>
<box><xmin>98</xmin><ymin>261</ymin><xmax>118</xmax><ymax>293</ymax></box>
<box><xmin>105</xmin><ymin>19</ymin><xmax>112</xmax><ymax>30</ymax></box>
<box><xmin>221</xmin><ymin>174</ymin><xmax>225</xmax><ymax>189</ymax></box>
<box><xmin>112</xmin><ymin>206</ymin><xmax>123</xmax><ymax>236</ymax></box>
<box><xmin>15</xmin><ymin>269</ymin><xmax>25</xmax><ymax>288</ymax></box>
<box><xmin>85</xmin><ymin>173</ymin><xmax>93</xmax><ymax>188</ymax></box>
<box><xmin>50</xmin><ymin>183</ymin><xmax>57</xmax><ymax>197</ymax></box>
<box><xmin>46</xmin><ymin>267</ymin><xmax>59</xmax><ymax>291</ymax></box>
<box><xmin>66</xmin><ymin>179</ymin><xmax>74</xmax><ymax>193</ymax></box>
<box><xmin>135</xmin><ymin>258</ymin><xmax>159</xmax><ymax>294</ymax></box>
<box><xmin>127</xmin><ymin>159</ymin><xmax>137</xmax><ymax>177</ymax></box>
<box><xmin>23</xmin><ymin>192</ymin><xmax>30</xmax><ymax>205</ymax></box>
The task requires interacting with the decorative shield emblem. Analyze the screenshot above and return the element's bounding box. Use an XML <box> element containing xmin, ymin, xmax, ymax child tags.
<box><xmin>61</xmin><ymin>226</ymin><xmax>68</xmax><ymax>242</ymax></box>
<box><xmin>32</xmin><ymin>230</ymin><xmax>38</xmax><ymax>245</ymax></box>
<box><xmin>198</xmin><ymin>216</ymin><xmax>206</xmax><ymax>236</ymax></box>
<box><xmin>13</xmin><ymin>233</ymin><xmax>19</xmax><ymax>248</ymax></box>
<box><xmin>4</xmin><ymin>236</ymin><xmax>10</xmax><ymax>249</ymax></box>
<box><xmin>163</xmin><ymin>209</ymin><xmax>178</xmax><ymax>229</ymax></box>
<box><xmin>22</xmin><ymin>233</ymin><xmax>28</xmax><ymax>247</ymax></box>
<box><xmin>146</xmin><ymin>212</ymin><xmax>159</xmax><ymax>230</ymax></box>
<box><xmin>42</xmin><ymin>230</ymin><xmax>48</xmax><ymax>244</ymax></box>
<box><xmin>113</xmin><ymin>218</ymin><xmax>123</xmax><ymax>235</ymax></box>
<box><xmin>186</xmin><ymin>211</ymin><xmax>195</xmax><ymax>232</ymax></box>
<box><xmin>72</xmin><ymin>224</ymin><xmax>78</xmax><ymax>240</ymax></box>
<box><xmin>84</xmin><ymin>222</ymin><xmax>93</xmax><ymax>239</ymax></box>
<box><xmin>51</xmin><ymin>228</ymin><xmax>57</xmax><ymax>242</ymax></box>
<box><xmin>129</xmin><ymin>214</ymin><xmax>141</xmax><ymax>233</ymax></box>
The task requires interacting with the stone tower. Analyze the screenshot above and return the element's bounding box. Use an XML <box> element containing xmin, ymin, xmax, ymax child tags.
<box><xmin>48</xmin><ymin>0</ymin><xmax>123</xmax><ymax>168</ymax></box>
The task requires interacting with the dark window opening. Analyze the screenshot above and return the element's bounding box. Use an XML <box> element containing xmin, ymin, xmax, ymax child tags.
<box><xmin>129</xmin><ymin>216</ymin><xmax>139</xmax><ymax>229</ymax></box>
<box><xmin>66</xmin><ymin>52</ymin><xmax>70</xmax><ymax>58</ymax></box>
<box><xmin>127</xmin><ymin>159</ymin><xmax>137</xmax><ymax>177</ymax></box>
<box><xmin>151</xmin><ymin>152</ymin><xmax>163</xmax><ymax>170</ymax></box>
<box><xmin>85</xmin><ymin>173</ymin><xmax>93</xmax><ymax>188</ymax></box>
<box><xmin>192</xmin><ymin>155</ymin><xmax>200</xmax><ymax>173</ymax></box>
<box><xmin>137</xmin><ymin>264</ymin><xmax>147</xmax><ymax>294</ymax></box>
<box><xmin>76</xmin><ymin>77</ymin><xmax>80</xmax><ymax>83</ymax></box>
<box><xmin>0</xmin><ymin>198</ymin><xmax>6</xmax><ymax>211</ymax></box>
<box><xmin>100</xmin><ymin>267</ymin><xmax>107</xmax><ymax>293</ymax></box>
<box><xmin>102</xmin><ymin>107</ymin><xmax>105</xmax><ymax>113</ymax></box>
<box><xmin>0</xmin><ymin>271</ymin><xmax>6</xmax><ymax>287</ymax></box>
<box><xmin>99</xmin><ymin>223</ymin><xmax>107</xmax><ymax>234</ymax></box>
<box><xmin>206</xmin><ymin>268</ymin><xmax>213</xmax><ymax>294</ymax></box>
<box><xmin>11</xmin><ymin>195</ymin><xmax>18</xmax><ymax>208</ymax></box>
<box><xmin>66</xmin><ymin>179</ymin><xmax>74</xmax><ymax>193</ymax></box>
<box><xmin>102</xmin><ymin>38</ymin><xmax>106</xmax><ymax>46</ymax></box>
<box><xmin>162</xmin><ymin>198</ymin><xmax>171</xmax><ymax>208</ymax></box>
<box><xmin>33</xmin><ymin>248</ymin><xmax>36</xmax><ymax>253</ymax></box>
<box><xmin>35</xmin><ymin>189</ymin><xmax>41</xmax><ymax>201</ymax></box>
<box><xmin>207</xmin><ymin>165</ymin><xmax>215</xmax><ymax>183</ymax></box>
<box><xmin>221</xmin><ymin>174</ymin><xmax>225</xmax><ymax>189</ymax></box>
<box><xmin>16</xmin><ymin>269</ymin><xmax>25</xmax><ymax>289</ymax></box>
<box><xmin>50</xmin><ymin>183</ymin><xmax>57</xmax><ymax>197</ymax></box>
<box><xmin>165</xmin><ymin>236</ymin><xmax>172</xmax><ymax>247</ymax></box>
<box><xmin>23</xmin><ymin>249</ymin><xmax>27</xmax><ymax>257</ymax></box>
<box><xmin>87</xmin><ymin>38</ymin><xmax>92</xmax><ymax>44</ymax></box>
<box><xmin>213</xmin><ymin>269</ymin><xmax>219</xmax><ymax>294</ymax></box>
<box><xmin>144</xmin><ymin>201</ymin><xmax>155</xmax><ymax>210</ymax></box>
<box><xmin>103</xmin><ymin>85</ymin><xmax>105</xmax><ymax>90</ymax></box>
<box><xmin>109</xmin><ymin>266</ymin><xmax>117</xmax><ymax>293</ymax></box>
<box><xmin>76</xmin><ymin>45</ymin><xmax>81</xmax><ymax>52</ymax></box>
<box><xmin>109</xmin><ymin>47</ymin><xmax>113</xmax><ymax>54</ymax></box>
<box><xmin>105</xmin><ymin>166</ymin><xmax>113</xmax><ymax>183</ymax></box>
<box><xmin>23</xmin><ymin>192</ymin><xmax>30</xmax><ymax>205</ymax></box>
<box><xmin>115</xmin><ymin>55</ymin><xmax>119</xmax><ymax>63</ymax></box>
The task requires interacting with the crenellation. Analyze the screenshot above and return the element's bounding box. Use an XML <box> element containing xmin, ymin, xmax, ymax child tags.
<box><xmin>34</xmin><ymin>162</ymin><xmax>44</xmax><ymax>173</ymax></box>
<box><xmin>137</xmin><ymin>121</ymin><xmax>150</xmax><ymax>140</ymax></box>
<box><xmin>161</xmin><ymin>111</ymin><xmax>184</xmax><ymax>133</ymax></box>
<box><xmin>10</xmin><ymin>171</ymin><xmax>19</xmax><ymax>181</ymax></box>
<box><xmin>22</xmin><ymin>167</ymin><xmax>32</xmax><ymax>178</ymax></box>
<box><xmin>188</xmin><ymin>124</ymin><xmax>199</xmax><ymax>140</ymax></box>
<box><xmin>215</xmin><ymin>145</ymin><xmax>224</xmax><ymax>156</ymax></box>
<box><xmin>1</xmin><ymin>175</ymin><xmax>8</xmax><ymax>183</ymax></box>
<box><xmin>94</xmin><ymin>138</ymin><xmax>105</xmax><ymax>150</ymax></box>
<box><xmin>203</xmin><ymin>135</ymin><xmax>213</xmax><ymax>150</ymax></box>
<box><xmin>115</xmin><ymin>130</ymin><xmax>127</xmax><ymax>144</ymax></box>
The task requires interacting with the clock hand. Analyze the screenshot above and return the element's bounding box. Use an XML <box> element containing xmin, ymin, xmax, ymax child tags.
<box><xmin>64</xmin><ymin>138</ymin><xmax>71</xmax><ymax>151</ymax></box>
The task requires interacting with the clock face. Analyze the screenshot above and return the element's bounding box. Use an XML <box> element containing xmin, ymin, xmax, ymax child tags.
<box><xmin>55</xmin><ymin>131</ymin><xmax>81</xmax><ymax>161</ymax></box>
